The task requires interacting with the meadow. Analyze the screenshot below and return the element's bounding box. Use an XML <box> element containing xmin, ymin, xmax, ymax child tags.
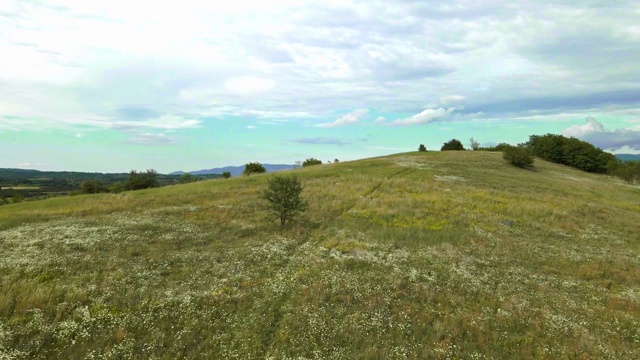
<box><xmin>1</xmin><ymin>151</ymin><xmax>639</xmax><ymax>359</ymax></box>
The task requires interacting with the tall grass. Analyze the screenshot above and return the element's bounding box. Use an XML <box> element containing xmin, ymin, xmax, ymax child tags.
<box><xmin>1</xmin><ymin>151</ymin><xmax>639</xmax><ymax>359</ymax></box>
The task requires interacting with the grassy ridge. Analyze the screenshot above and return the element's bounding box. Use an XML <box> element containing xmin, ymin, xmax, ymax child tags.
<box><xmin>1</xmin><ymin>151</ymin><xmax>639</xmax><ymax>359</ymax></box>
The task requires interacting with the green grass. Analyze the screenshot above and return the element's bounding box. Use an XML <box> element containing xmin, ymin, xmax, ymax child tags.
<box><xmin>1</xmin><ymin>151</ymin><xmax>639</xmax><ymax>359</ymax></box>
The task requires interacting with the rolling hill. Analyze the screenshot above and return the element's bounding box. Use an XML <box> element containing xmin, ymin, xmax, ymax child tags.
<box><xmin>1</xmin><ymin>151</ymin><xmax>639</xmax><ymax>359</ymax></box>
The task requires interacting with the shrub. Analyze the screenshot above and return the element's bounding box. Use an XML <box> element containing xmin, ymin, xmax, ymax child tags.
<box><xmin>243</xmin><ymin>162</ymin><xmax>266</xmax><ymax>176</ymax></box>
<box><xmin>179</xmin><ymin>173</ymin><xmax>198</xmax><ymax>184</ymax></box>
<box><xmin>262</xmin><ymin>174</ymin><xmax>308</xmax><ymax>229</ymax></box>
<box><xmin>418</xmin><ymin>144</ymin><xmax>427</xmax><ymax>152</ymax></box>
<box><xmin>221</xmin><ymin>171</ymin><xmax>231</xmax><ymax>179</ymax></box>
<box><xmin>469</xmin><ymin>137</ymin><xmax>480</xmax><ymax>151</ymax></box>
<box><xmin>302</xmin><ymin>158</ymin><xmax>322</xmax><ymax>167</ymax></box>
<box><xmin>80</xmin><ymin>180</ymin><xmax>109</xmax><ymax>194</ymax></box>
<box><xmin>503</xmin><ymin>145</ymin><xmax>534</xmax><ymax>168</ymax></box>
<box><xmin>441</xmin><ymin>139</ymin><xmax>465</xmax><ymax>151</ymax></box>
<box><xmin>125</xmin><ymin>169</ymin><xmax>158</xmax><ymax>190</ymax></box>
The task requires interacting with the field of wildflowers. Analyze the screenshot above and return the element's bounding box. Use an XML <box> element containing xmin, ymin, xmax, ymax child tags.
<box><xmin>1</xmin><ymin>151</ymin><xmax>639</xmax><ymax>359</ymax></box>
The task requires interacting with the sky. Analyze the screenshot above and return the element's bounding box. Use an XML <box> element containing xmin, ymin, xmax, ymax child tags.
<box><xmin>1</xmin><ymin>0</ymin><xmax>640</xmax><ymax>173</ymax></box>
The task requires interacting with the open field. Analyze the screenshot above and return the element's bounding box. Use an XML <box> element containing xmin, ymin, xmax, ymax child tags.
<box><xmin>1</xmin><ymin>151</ymin><xmax>639</xmax><ymax>359</ymax></box>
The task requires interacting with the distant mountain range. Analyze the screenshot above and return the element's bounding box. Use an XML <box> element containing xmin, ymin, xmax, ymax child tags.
<box><xmin>170</xmin><ymin>164</ymin><xmax>295</xmax><ymax>177</ymax></box>
<box><xmin>615</xmin><ymin>154</ymin><xmax>640</xmax><ymax>162</ymax></box>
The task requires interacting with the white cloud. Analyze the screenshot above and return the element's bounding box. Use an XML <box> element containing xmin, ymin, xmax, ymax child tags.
<box><xmin>246</xmin><ymin>125</ymin><xmax>256</xmax><ymax>129</ymax></box>
<box><xmin>375</xmin><ymin>116</ymin><xmax>386</xmax><ymax>124</ymax></box>
<box><xmin>562</xmin><ymin>117</ymin><xmax>640</xmax><ymax>151</ymax></box>
<box><xmin>439</xmin><ymin>95</ymin><xmax>465</xmax><ymax>104</ymax></box>
<box><xmin>317</xmin><ymin>108</ymin><xmax>370</xmax><ymax>128</ymax></box>
<box><xmin>562</xmin><ymin>116</ymin><xmax>605</xmax><ymax>137</ymax></box>
<box><xmin>391</xmin><ymin>108</ymin><xmax>452</xmax><ymax>126</ymax></box>
<box><xmin>225</xmin><ymin>77</ymin><xmax>275</xmax><ymax>95</ymax></box>
<box><xmin>124</xmin><ymin>133</ymin><xmax>175</xmax><ymax>146</ymax></box>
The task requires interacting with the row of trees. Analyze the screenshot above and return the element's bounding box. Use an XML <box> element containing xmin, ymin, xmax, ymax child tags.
<box><xmin>76</xmin><ymin>170</ymin><xmax>160</xmax><ymax>195</ymax></box>
<box><xmin>417</xmin><ymin>135</ymin><xmax>640</xmax><ymax>180</ymax></box>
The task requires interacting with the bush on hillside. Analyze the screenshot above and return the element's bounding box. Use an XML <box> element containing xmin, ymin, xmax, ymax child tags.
<box><xmin>418</xmin><ymin>144</ymin><xmax>427</xmax><ymax>152</ymax></box>
<box><xmin>221</xmin><ymin>171</ymin><xmax>231</xmax><ymax>179</ymax></box>
<box><xmin>469</xmin><ymin>137</ymin><xmax>480</xmax><ymax>151</ymax></box>
<box><xmin>503</xmin><ymin>145</ymin><xmax>534</xmax><ymax>168</ymax></box>
<box><xmin>243</xmin><ymin>162</ymin><xmax>266</xmax><ymax>176</ymax></box>
<box><xmin>262</xmin><ymin>174</ymin><xmax>308</xmax><ymax>229</ymax></box>
<box><xmin>441</xmin><ymin>139</ymin><xmax>465</xmax><ymax>151</ymax></box>
<box><xmin>302</xmin><ymin>158</ymin><xmax>322</xmax><ymax>167</ymax></box>
<box><xmin>125</xmin><ymin>169</ymin><xmax>159</xmax><ymax>190</ymax></box>
<box><xmin>612</xmin><ymin>161</ymin><xmax>640</xmax><ymax>184</ymax></box>
<box><xmin>180</xmin><ymin>173</ymin><xmax>199</xmax><ymax>184</ymax></box>
<box><xmin>80</xmin><ymin>180</ymin><xmax>109</xmax><ymax>194</ymax></box>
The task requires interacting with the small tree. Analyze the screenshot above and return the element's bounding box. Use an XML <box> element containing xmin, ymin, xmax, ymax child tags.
<box><xmin>334</xmin><ymin>158</ymin><xmax>339</xmax><ymax>163</ymax></box>
<box><xmin>221</xmin><ymin>171</ymin><xmax>231</xmax><ymax>179</ymax></box>
<box><xmin>125</xmin><ymin>169</ymin><xmax>158</xmax><ymax>190</ymax></box>
<box><xmin>302</xmin><ymin>158</ymin><xmax>322</xmax><ymax>167</ymax></box>
<box><xmin>243</xmin><ymin>162</ymin><xmax>266</xmax><ymax>176</ymax></box>
<box><xmin>503</xmin><ymin>145</ymin><xmax>534</xmax><ymax>168</ymax></box>
<box><xmin>469</xmin><ymin>137</ymin><xmax>480</xmax><ymax>151</ymax></box>
<box><xmin>262</xmin><ymin>174</ymin><xmax>308</xmax><ymax>229</ymax></box>
<box><xmin>80</xmin><ymin>180</ymin><xmax>109</xmax><ymax>194</ymax></box>
<box><xmin>180</xmin><ymin>173</ymin><xmax>196</xmax><ymax>184</ymax></box>
<box><xmin>441</xmin><ymin>139</ymin><xmax>465</xmax><ymax>151</ymax></box>
<box><xmin>418</xmin><ymin>144</ymin><xmax>427</xmax><ymax>152</ymax></box>
<box><xmin>11</xmin><ymin>191</ymin><xmax>25</xmax><ymax>203</ymax></box>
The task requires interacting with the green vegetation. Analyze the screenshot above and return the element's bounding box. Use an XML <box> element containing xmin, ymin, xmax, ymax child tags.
<box><xmin>222</xmin><ymin>171</ymin><xmax>231</xmax><ymax>179</ymax></box>
<box><xmin>502</xmin><ymin>145</ymin><xmax>534</xmax><ymax>168</ymax></box>
<box><xmin>262</xmin><ymin>174</ymin><xmax>308</xmax><ymax>229</ymax></box>
<box><xmin>302</xmin><ymin>158</ymin><xmax>322</xmax><ymax>167</ymax></box>
<box><xmin>418</xmin><ymin>144</ymin><xmax>427</xmax><ymax>152</ymax></box>
<box><xmin>79</xmin><ymin>180</ymin><xmax>109</xmax><ymax>194</ymax></box>
<box><xmin>525</xmin><ymin>134</ymin><xmax>615</xmax><ymax>173</ymax></box>
<box><xmin>611</xmin><ymin>160</ymin><xmax>640</xmax><ymax>184</ymax></box>
<box><xmin>1</xmin><ymin>151</ymin><xmax>639</xmax><ymax>358</ymax></box>
<box><xmin>441</xmin><ymin>138</ymin><xmax>465</xmax><ymax>151</ymax></box>
<box><xmin>0</xmin><ymin>168</ymin><xmax>221</xmax><ymax>202</ymax></box>
<box><xmin>243</xmin><ymin>162</ymin><xmax>267</xmax><ymax>176</ymax></box>
<box><xmin>469</xmin><ymin>137</ymin><xmax>480</xmax><ymax>151</ymax></box>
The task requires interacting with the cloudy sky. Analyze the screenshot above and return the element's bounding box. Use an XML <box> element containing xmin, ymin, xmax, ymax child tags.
<box><xmin>2</xmin><ymin>0</ymin><xmax>640</xmax><ymax>173</ymax></box>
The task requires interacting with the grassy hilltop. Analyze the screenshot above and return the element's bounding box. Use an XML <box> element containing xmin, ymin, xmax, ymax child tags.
<box><xmin>1</xmin><ymin>151</ymin><xmax>639</xmax><ymax>359</ymax></box>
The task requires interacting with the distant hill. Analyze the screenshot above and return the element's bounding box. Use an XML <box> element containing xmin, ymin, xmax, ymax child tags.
<box><xmin>615</xmin><ymin>154</ymin><xmax>640</xmax><ymax>162</ymax></box>
<box><xmin>171</xmin><ymin>164</ymin><xmax>294</xmax><ymax>177</ymax></box>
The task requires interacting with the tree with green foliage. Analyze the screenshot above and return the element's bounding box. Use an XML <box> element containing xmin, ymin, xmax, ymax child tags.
<box><xmin>125</xmin><ymin>169</ymin><xmax>158</xmax><ymax>190</ymax></box>
<box><xmin>503</xmin><ymin>145</ymin><xmax>534</xmax><ymax>168</ymax></box>
<box><xmin>11</xmin><ymin>191</ymin><xmax>24</xmax><ymax>203</ymax></box>
<box><xmin>418</xmin><ymin>144</ymin><xmax>427</xmax><ymax>152</ymax></box>
<box><xmin>262</xmin><ymin>174</ymin><xmax>308</xmax><ymax>229</ymax></box>
<box><xmin>109</xmin><ymin>181</ymin><xmax>125</xmax><ymax>193</ymax></box>
<box><xmin>469</xmin><ymin>137</ymin><xmax>480</xmax><ymax>151</ymax></box>
<box><xmin>441</xmin><ymin>139</ymin><xmax>465</xmax><ymax>151</ymax></box>
<box><xmin>613</xmin><ymin>161</ymin><xmax>640</xmax><ymax>184</ymax></box>
<box><xmin>180</xmin><ymin>173</ymin><xmax>197</xmax><ymax>184</ymax></box>
<box><xmin>302</xmin><ymin>158</ymin><xmax>322</xmax><ymax>167</ymax></box>
<box><xmin>525</xmin><ymin>134</ymin><xmax>612</xmax><ymax>173</ymax></box>
<box><xmin>221</xmin><ymin>171</ymin><xmax>231</xmax><ymax>179</ymax></box>
<box><xmin>243</xmin><ymin>162</ymin><xmax>266</xmax><ymax>176</ymax></box>
<box><xmin>80</xmin><ymin>180</ymin><xmax>109</xmax><ymax>194</ymax></box>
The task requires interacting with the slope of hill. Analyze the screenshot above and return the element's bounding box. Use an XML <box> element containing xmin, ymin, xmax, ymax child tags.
<box><xmin>171</xmin><ymin>163</ymin><xmax>294</xmax><ymax>176</ymax></box>
<box><xmin>1</xmin><ymin>151</ymin><xmax>639</xmax><ymax>358</ymax></box>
